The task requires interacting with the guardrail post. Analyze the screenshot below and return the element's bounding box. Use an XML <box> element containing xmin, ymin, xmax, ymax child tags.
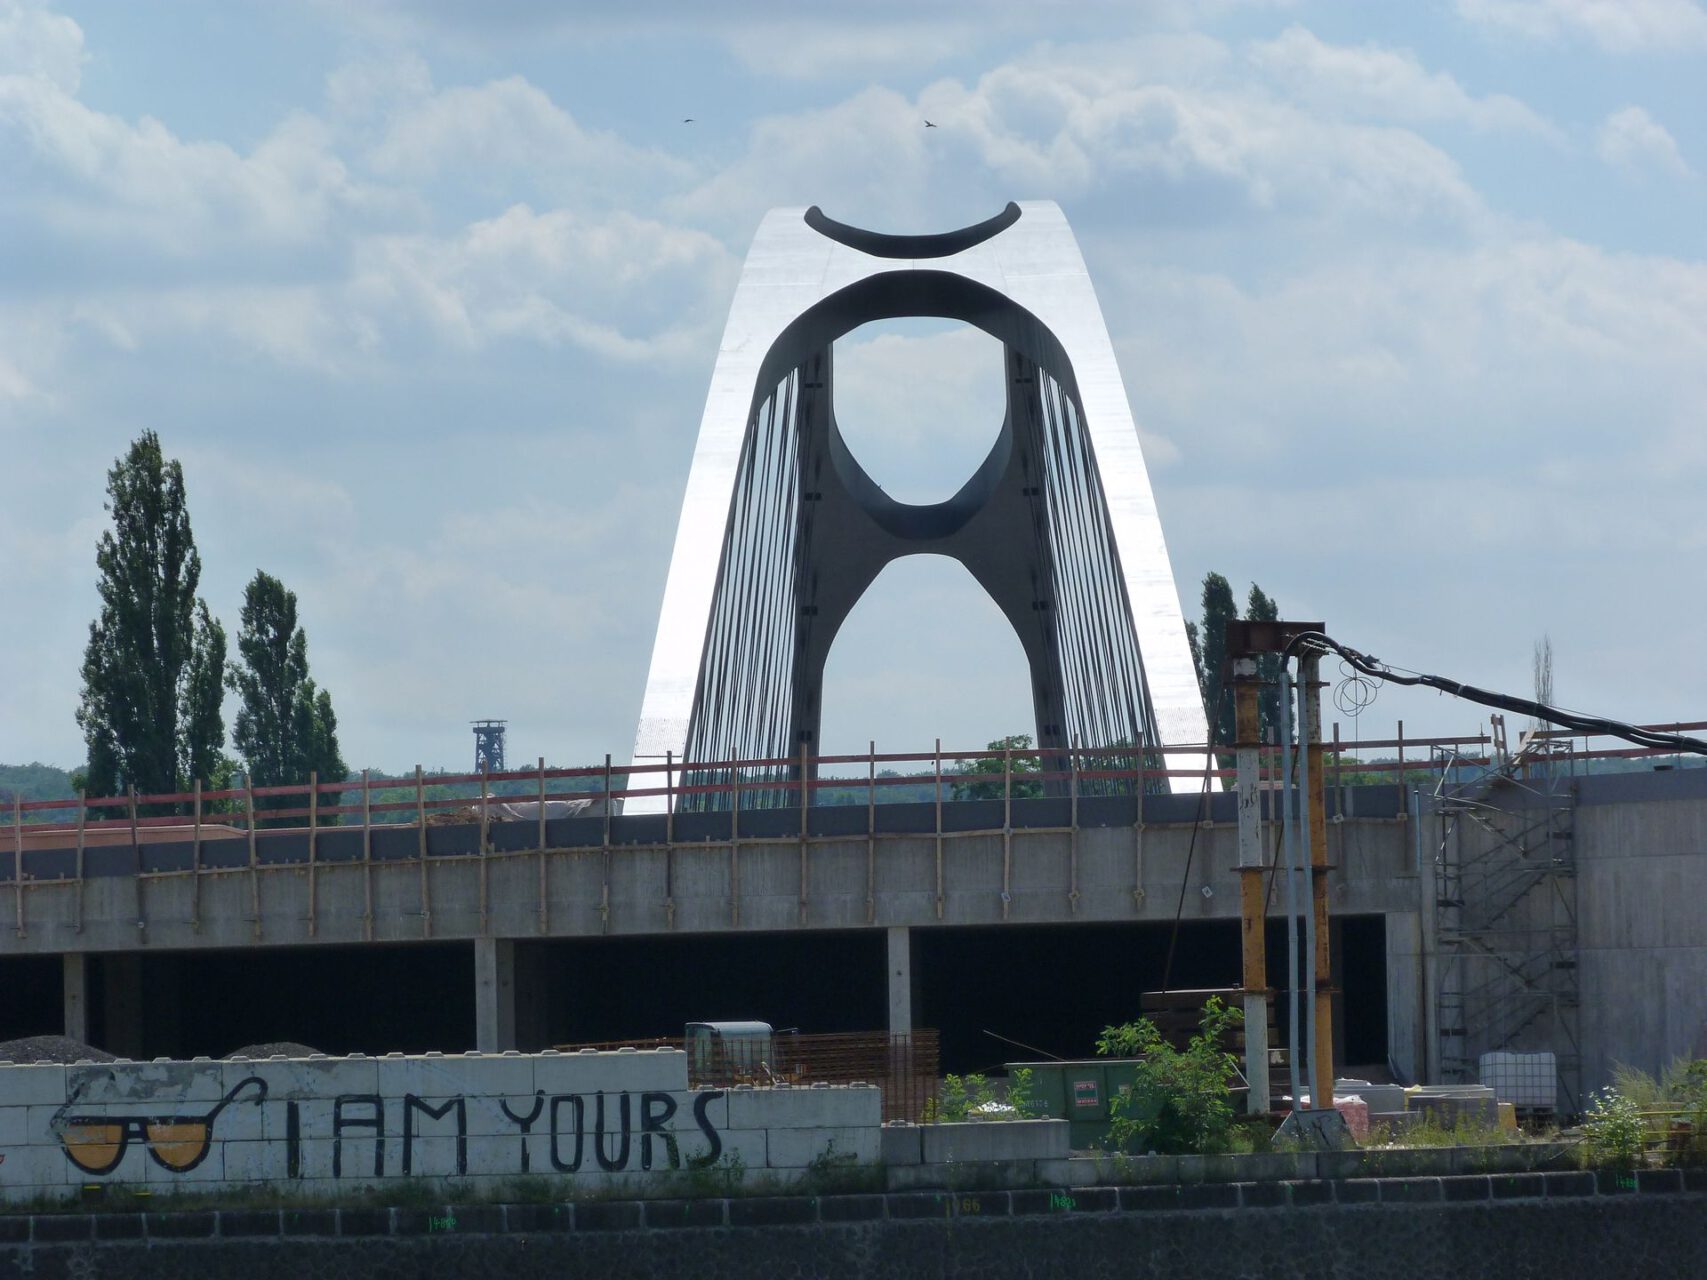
<box><xmin>1396</xmin><ymin>720</ymin><xmax>1406</xmax><ymax>818</ymax></box>
<box><xmin>416</xmin><ymin>765</ymin><xmax>431</xmax><ymax>938</ymax></box>
<box><xmin>1068</xmin><ymin>742</ymin><xmax>1080</xmax><ymax>914</ymax></box>
<box><xmin>665</xmin><ymin>751</ymin><xmax>676</xmax><ymax>930</ymax></box>
<box><xmin>73</xmin><ymin>791</ymin><xmax>86</xmax><ymax>934</ymax></box>
<box><xmin>933</xmin><ymin>739</ymin><xmax>944</xmax><ymax>920</ymax></box>
<box><xmin>246</xmin><ymin>775</ymin><xmax>260</xmax><ymax>942</ymax></box>
<box><xmin>361</xmin><ymin>768</ymin><xmax>373</xmax><ymax>942</ymax></box>
<box><xmin>191</xmin><ymin>779</ymin><xmax>202</xmax><ymax>934</ymax></box>
<box><xmin>537</xmin><ymin>756</ymin><xmax>549</xmax><ymax>936</ymax></box>
<box><xmin>798</xmin><ymin>742</ymin><xmax>810</xmax><ymax>926</ymax></box>
<box><xmin>866</xmin><ymin>740</ymin><xmax>876</xmax><ymax>926</ymax></box>
<box><xmin>307</xmin><ymin>770</ymin><xmax>319</xmax><ymax>939</ymax></box>
<box><xmin>11</xmin><ymin>791</ymin><xmax>23</xmax><ymax>939</ymax></box>
<box><xmin>1001</xmin><ymin>745</ymin><xmax>1013</xmax><ymax>921</ymax></box>
<box><xmin>601</xmin><ymin>754</ymin><xmax>612</xmax><ymax>934</ymax></box>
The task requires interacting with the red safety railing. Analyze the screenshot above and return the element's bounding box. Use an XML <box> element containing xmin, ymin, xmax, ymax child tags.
<box><xmin>3</xmin><ymin>720</ymin><xmax>1704</xmax><ymax>842</ymax></box>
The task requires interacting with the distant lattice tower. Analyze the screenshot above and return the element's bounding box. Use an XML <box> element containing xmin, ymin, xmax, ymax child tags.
<box><xmin>472</xmin><ymin>720</ymin><xmax>507</xmax><ymax>774</ymax></box>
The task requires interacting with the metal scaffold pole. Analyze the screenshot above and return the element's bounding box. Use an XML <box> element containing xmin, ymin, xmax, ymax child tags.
<box><xmin>1232</xmin><ymin>656</ymin><xmax>1271</xmax><ymax>1114</ymax></box>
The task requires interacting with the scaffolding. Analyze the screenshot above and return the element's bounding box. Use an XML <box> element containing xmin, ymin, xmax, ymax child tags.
<box><xmin>1430</xmin><ymin>721</ymin><xmax>1582</xmax><ymax>1117</ymax></box>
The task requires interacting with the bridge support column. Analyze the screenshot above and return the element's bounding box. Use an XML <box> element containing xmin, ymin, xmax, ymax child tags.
<box><xmin>101</xmin><ymin>953</ymin><xmax>145</xmax><ymax>1058</ymax></box>
<box><xmin>1386</xmin><ymin>911</ymin><xmax>1424</xmax><ymax>1083</ymax></box>
<box><xmin>887</xmin><ymin>926</ymin><xmax>914</xmax><ymax>1036</ymax></box>
<box><xmin>62</xmin><ymin>953</ymin><xmax>89</xmax><ymax>1044</ymax></box>
<box><xmin>475</xmin><ymin>938</ymin><xmax>516</xmax><ymax>1052</ymax></box>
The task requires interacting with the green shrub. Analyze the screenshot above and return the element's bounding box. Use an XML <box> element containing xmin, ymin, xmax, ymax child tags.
<box><xmin>1096</xmin><ymin>996</ymin><xmax>1243</xmax><ymax>1155</ymax></box>
<box><xmin>1006</xmin><ymin>1067</ymin><xmax>1038</xmax><ymax>1119</ymax></box>
<box><xmin>1582</xmin><ymin>1089</ymin><xmax>1643</xmax><ymax>1170</ymax></box>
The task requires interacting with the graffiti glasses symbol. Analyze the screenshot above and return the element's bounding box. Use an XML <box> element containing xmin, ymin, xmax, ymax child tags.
<box><xmin>54</xmin><ymin>1076</ymin><xmax>268</xmax><ymax>1176</ymax></box>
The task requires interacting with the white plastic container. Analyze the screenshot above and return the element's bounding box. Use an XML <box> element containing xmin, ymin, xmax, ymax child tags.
<box><xmin>1477</xmin><ymin>1052</ymin><xmax>1557</xmax><ymax>1110</ymax></box>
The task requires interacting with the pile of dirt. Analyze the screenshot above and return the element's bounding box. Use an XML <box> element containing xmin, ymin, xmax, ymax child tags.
<box><xmin>0</xmin><ymin>1034</ymin><xmax>117</xmax><ymax>1064</ymax></box>
<box><xmin>222</xmin><ymin>1041</ymin><xmax>323</xmax><ymax>1059</ymax></box>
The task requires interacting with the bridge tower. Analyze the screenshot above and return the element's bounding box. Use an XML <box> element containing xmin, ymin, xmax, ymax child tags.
<box><xmin>631</xmin><ymin>202</ymin><xmax>1206</xmax><ymax>811</ymax></box>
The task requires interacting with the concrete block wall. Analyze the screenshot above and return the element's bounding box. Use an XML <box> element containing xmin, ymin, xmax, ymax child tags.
<box><xmin>0</xmin><ymin>1050</ymin><xmax>881</xmax><ymax>1205</ymax></box>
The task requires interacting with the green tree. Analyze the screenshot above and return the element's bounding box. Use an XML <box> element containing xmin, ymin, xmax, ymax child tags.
<box><xmin>1096</xmin><ymin>996</ymin><xmax>1244</xmax><ymax>1155</ymax></box>
<box><xmin>1195</xmin><ymin>573</ymin><xmax>1239</xmax><ymax>750</ymax></box>
<box><xmin>951</xmin><ymin>734</ymin><xmax>1043</xmax><ymax>801</ymax></box>
<box><xmin>74</xmin><ymin>431</ymin><xmax>225</xmax><ymax>799</ymax></box>
<box><xmin>228</xmin><ymin>571</ymin><xmax>347</xmax><ymax>808</ymax></box>
<box><xmin>1186</xmin><ymin>574</ymin><xmax>1282</xmax><ymax>750</ymax></box>
<box><xmin>1246</xmin><ymin>583</ymin><xmax>1281</xmax><ymax>743</ymax></box>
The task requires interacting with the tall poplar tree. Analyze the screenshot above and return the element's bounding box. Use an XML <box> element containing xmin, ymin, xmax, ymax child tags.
<box><xmin>75</xmin><ymin>431</ymin><xmax>225</xmax><ymax>798</ymax></box>
<box><xmin>1196</xmin><ymin>572</ymin><xmax>1239</xmax><ymax>750</ymax></box>
<box><xmin>228</xmin><ymin>571</ymin><xmax>346</xmax><ymax>797</ymax></box>
<box><xmin>1246</xmin><ymin>584</ymin><xmax>1281</xmax><ymax>742</ymax></box>
<box><xmin>1185</xmin><ymin>574</ymin><xmax>1282</xmax><ymax>751</ymax></box>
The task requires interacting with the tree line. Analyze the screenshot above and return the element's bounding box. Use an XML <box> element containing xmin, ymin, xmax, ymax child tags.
<box><xmin>71</xmin><ymin>432</ymin><xmax>345</xmax><ymax>807</ymax></box>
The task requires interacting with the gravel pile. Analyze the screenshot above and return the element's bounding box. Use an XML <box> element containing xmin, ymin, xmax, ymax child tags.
<box><xmin>0</xmin><ymin>1034</ymin><xmax>117</xmax><ymax>1064</ymax></box>
<box><xmin>223</xmin><ymin>1041</ymin><xmax>323</xmax><ymax>1059</ymax></box>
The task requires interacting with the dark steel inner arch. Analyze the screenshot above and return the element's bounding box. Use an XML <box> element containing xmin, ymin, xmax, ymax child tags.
<box><xmin>680</xmin><ymin>269</ymin><xmax>1160</xmax><ymax>806</ymax></box>
<box><xmin>803</xmin><ymin>203</ymin><xmax>1022</xmax><ymax>259</ymax></box>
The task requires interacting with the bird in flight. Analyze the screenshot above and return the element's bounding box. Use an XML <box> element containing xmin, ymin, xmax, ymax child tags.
<box><xmin>924</xmin><ymin>120</ymin><xmax>937</xmax><ymax>127</ymax></box>
<box><xmin>683</xmin><ymin>118</ymin><xmax>695</xmax><ymax>123</ymax></box>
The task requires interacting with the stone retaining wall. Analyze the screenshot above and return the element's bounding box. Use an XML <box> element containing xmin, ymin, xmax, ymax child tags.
<box><xmin>3</xmin><ymin>1172</ymin><xmax>1703</xmax><ymax>1280</ymax></box>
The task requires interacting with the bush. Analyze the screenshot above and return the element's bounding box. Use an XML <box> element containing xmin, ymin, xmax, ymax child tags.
<box><xmin>1096</xmin><ymin>996</ymin><xmax>1243</xmax><ymax>1155</ymax></box>
<box><xmin>1611</xmin><ymin>1058</ymin><xmax>1707</xmax><ymax>1167</ymax></box>
<box><xmin>1582</xmin><ymin>1088</ymin><xmax>1644</xmax><ymax>1170</ymax></box>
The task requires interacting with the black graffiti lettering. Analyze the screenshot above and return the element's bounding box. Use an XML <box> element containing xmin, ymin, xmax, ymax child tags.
<box><xmin>333</xmin><ymin>1096</ymin><xmax>384</xmax><ymax>1178</ymax></box>
<box><xmin>593</xmin><ymin>1091</ymin><xmax>631</xmax><ymax>1172</ymax></box>
<box><xmin>402</xmin><ymin>1095</ymin><xmax>468</xmax><ymax>1177</ymax></box>
<box><xmin>547</xmin><ymin>1094</ymin><xmax>585</xmax><ymax>1172</ymax></box>
<box><xmin>286</xmin><ymin>1101</ymin><xmax>302</xmax><ymax>1179</ymax></box>
<box><xmin>638</xmin><ymin>1092</ymin><xmax>679</xmax><ymax>1171</ymax></box>
<box><xmin>688</xmin><ymin>1091</ymin><xmax>725</xmax><ymax>1169</ymax></box>
<box><xmin>501</xmin><ymin>1092</ymin><xmax>546</xmax><ymax>1173</ymax></box>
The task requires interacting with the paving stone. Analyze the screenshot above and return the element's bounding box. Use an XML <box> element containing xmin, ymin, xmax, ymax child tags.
<box><xmin>1238</xmin><ymin>1181</ymin><xmax>1288</xmax><ymax>1208</ymax></box>
<box><xmin>574</xmin><ymin>1200</ymin><xmax>643</xmax><ymax>1231</ymax></box>
<box><xmin>146</xmin><ymin>1212</ymin><xmax>217</xmax><ymax>1239</ymax></box>
<box><xmin>1178</xmin><ymin>1183</ymin><xmax>1239</xmax><ymax>1210</ymax></box>
<box><xmin>1442</xmin><ymin>1176</ymin><xmax>1491</xmax><ymax>1202</ymax></box>
<box><xmin>92</xmin><ymin>1213</ymin><xmax>144</xmax><ymax>1239</ymax></box>
<box><xmin>818</xmin><ymin>1194</ymin><xmax>884</xmax><ymax>1222</ymax></box>
<box><xmin>1118</xmin><ymin>1185</ymin><xmax>1180</xmax><ymax>1212</ymax></box>
<box><xmin>886</xmin><ymin>1192</ymin><xmax>952</xmax><ymax>1219</ymax></box>
<box><xmin>31</xmin><ymin>1214</ymin><xmax>93</xmax><ymax>1242</ymax></box>
<box><xmin>728</xmin><ymin>1196</ymin><xmax>817</xmax><ymax>1227</ymax></box>
<box><xmin>1489</xmin><ymin>1173</ymin><xmax>1545</xmax><ymax>1200</ymax></box>
<box><xmin>642</xmin><ymin>1198</ymin><xmax>725</xmax><ymax>1229</ymax></box>
<box><xmin>1286</xmin><ymin>1181</ymin><xmax>1335</xmax><ymax>1207</ymax></box>
<box><xmin>337</xmin><ymin>1208</ymin><xmax>392</xmax><ymax>1237</ymax></box>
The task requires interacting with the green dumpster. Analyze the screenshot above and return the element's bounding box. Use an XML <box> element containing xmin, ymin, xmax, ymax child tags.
<box><xmin>1007</xmin><ymin>1059</ymin><xmax>1143</xmax><ymax>1151</ymax></box>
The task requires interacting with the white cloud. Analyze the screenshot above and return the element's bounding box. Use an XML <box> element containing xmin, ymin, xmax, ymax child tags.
<box><xmin>360</xmin><ymin>73</ymin><xmax>691</xmax><ymax>201</ymax></box>
<box><xmin>1455</xmin><ymin>0</ymin><xmax>1707</xmax><ymax>51</ymax></box>
<box><xmin>0</xmin><ymin>76</ymin><xmax>370</xmax><ymax>257</ymax></box>
<box><xmin>0</xmin><ymin>0</ymin><xmax>83</xmax><ymax>91</ymax></box>
<box><xmin>347</xmin><ymin>205</ymin><xmax>735</xmax><ymax>361</ymax></box>
<box><xmin>1248</xmin><ymin>27</ymin><xmax>1560</xmax><ymax>138</ymax></box>
<box><xmin>1596</xmin><ymin>105</ymin><xmax>1691</xmax><ymax>176</ymax></box>
<box><xmin>679</xmin><ymin>56</ymin><xmax>1489</xmax><ymax>241</ymax></box>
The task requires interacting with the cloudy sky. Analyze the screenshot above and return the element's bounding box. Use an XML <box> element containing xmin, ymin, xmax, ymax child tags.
<box><xmin>2</xmin><ymin>0</ymin><xmax>1704</xmax><ymax>776</ymax></box>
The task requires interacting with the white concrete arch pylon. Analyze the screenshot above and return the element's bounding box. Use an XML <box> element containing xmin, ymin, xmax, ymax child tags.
<box><xmin>630</xmin><ymin>202</ymin><xmax>1207</xmax><ymax>812</ymax></box>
